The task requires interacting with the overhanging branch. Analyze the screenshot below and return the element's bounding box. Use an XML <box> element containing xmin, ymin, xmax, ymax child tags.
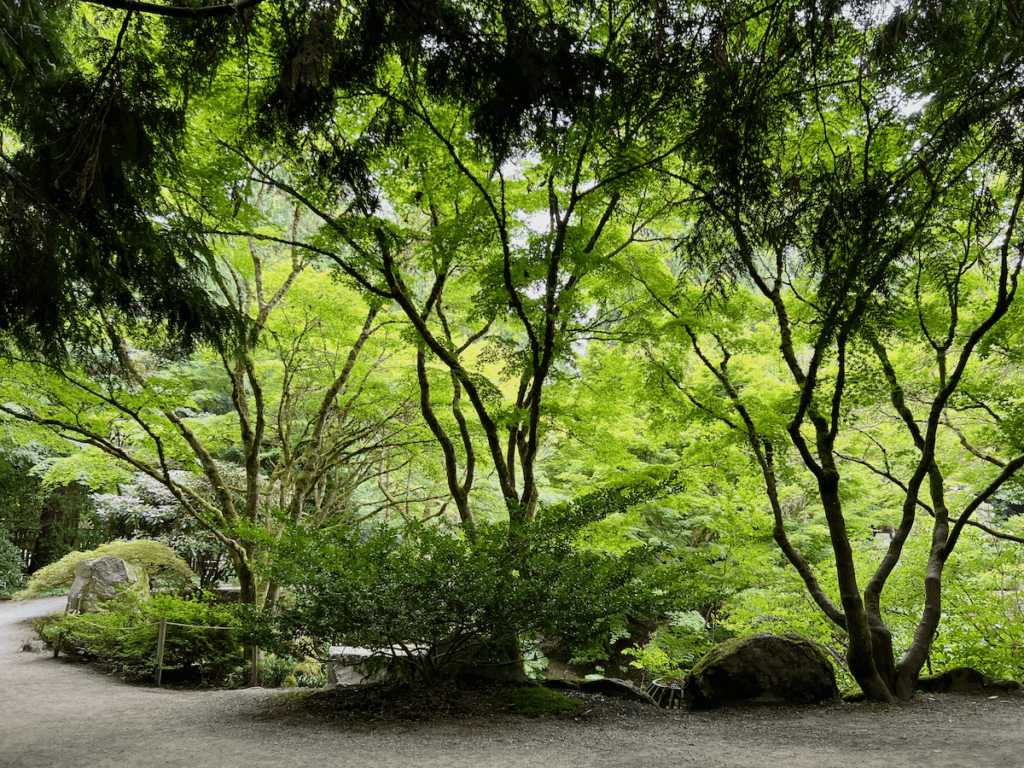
<box><xmin>82</xmin><ymin>0</ymin><xmax>266</xmax><ymax>19</ymax></box>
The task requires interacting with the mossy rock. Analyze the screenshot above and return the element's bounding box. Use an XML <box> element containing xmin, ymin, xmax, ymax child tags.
<box><xmin>67</xmin><ymin>556</ymin><xmax>150</xmax><ymax>613</ymax></box>
<box><xmin>684</xmin><ymin>633</ymin><xmax>840</xmax><ymax>711</ymax></box>
<box><xmin>917</xmin><ymin>667</ymin><xmax>1021</xmax><ymax>694</ymax></box>
<box><xmin>17</xmin><ymin>540</ymin><xmax>194</xmax><ymax>600</ymax></box>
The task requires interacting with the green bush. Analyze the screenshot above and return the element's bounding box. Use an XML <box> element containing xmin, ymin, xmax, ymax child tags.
<box><xmin>0</xmin><ymin>531</ymin><xmax>26</xmax><ymax>596</ymax></box>
<box><xmin>226</xmin><ymin>654</ymin><xmax>298</xmax><ymax>689</ymax></box>
<box><xmin>36</xmin><ymin>592</ymin><xmax>240</xmax><ymax>683</ymax></box>
<box><xmin>263</xmin><ymin>484</ymin><xmax>684</xmax><ymax>683</ymax></box>
<box><xmin>17</xmin><ymin>539</ymin><xmax>195</xmax><ymax>598</ymax></box>
<box><xmin>295</xmin><ymin>672</ymin><xmax>327</xmax><ymax>688</ymax></box>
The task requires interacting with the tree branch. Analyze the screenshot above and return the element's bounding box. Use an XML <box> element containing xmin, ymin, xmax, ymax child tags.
<box><xmin>82</xmin><ymin>0</ymin><xmax>266</xmax><ymax>19</ymax></box>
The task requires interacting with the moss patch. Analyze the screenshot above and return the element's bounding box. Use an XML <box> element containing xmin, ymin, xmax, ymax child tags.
<box><xmin>841</xmin><ymin>684</ymin><xmax>865</xmax><ymax>702</ymax></box>
<box><xmin>689</xmin><ymin>633</ymin><xmax>833</xmax><ymax>680</ymax></box>
<box><xmin>265</xmin><ymin>690</ymin><xmax>314</xmax><ymax>706</ymax></box>
<box><xmin>492</xmin><ymin>685</ymin><xmax>584</xmax><ymax>715</ymax></box>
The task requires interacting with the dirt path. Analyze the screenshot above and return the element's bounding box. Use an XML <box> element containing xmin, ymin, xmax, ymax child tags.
<box><xmin>2</xmin><ymin>597</ymin><xmax>1023</xmax><ymax>768</ymax></box>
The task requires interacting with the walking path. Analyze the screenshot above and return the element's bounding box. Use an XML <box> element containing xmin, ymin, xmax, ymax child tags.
<box><xmin>1</xmin><ymin>596</ymin><xmax>1023</xmax><ymax>768</ymax></box>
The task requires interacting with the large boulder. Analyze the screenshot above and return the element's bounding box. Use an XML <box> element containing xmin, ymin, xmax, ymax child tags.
<box><xmin>684</xmin><ymin>633</ymin><xmax>840</xmax><ymax>710</ymax></box>
<box><xmin>67</xmin><ymin>556</ymin><xmax>149</xmax><ymax>613</ymax></box>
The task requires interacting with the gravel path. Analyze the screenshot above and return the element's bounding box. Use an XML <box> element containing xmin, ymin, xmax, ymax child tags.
<box><xmin>2</xmin><ymin>596</ymin><xmax>1023</xmax><ymax>768</ymax></box>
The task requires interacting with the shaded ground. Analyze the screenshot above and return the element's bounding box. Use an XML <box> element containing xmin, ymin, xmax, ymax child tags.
<box><xmin>2</xmin><ymin>596</ymin><xmax>1023</xmax><ymax>768</ymax></box>
<box><xmin>262</xmin><ymin>678</ymin><xmax>676</xmax><ymax>727</ymax></box>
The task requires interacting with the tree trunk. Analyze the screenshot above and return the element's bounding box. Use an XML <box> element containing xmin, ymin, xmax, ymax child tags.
<box><xmin>893</xmin><ymin>532</ymin><xmax>950</xmax><ymax>699</ymax></box>
<box><xmin>868</xmin><ymin>614</ymin><xmax>896</xmax><ymax>692</ymax></box>
<box><xmin>229</xmin><ymin>546</ymin><xmax>260</xmax><ymax>608</ymax></box>
<box><xmin>816</xmin><ymin>474</ymin><xmax>895</xmax><ymax>702</ymax></box>
<box><xmin>27</xmin><ymin>484</ymin><xmax>80</xmax><ymax>573</ymax></box>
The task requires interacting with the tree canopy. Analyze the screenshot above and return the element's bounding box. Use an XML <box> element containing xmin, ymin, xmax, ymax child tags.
<box><xmin>2</xmin><ymin>0</ymin><xmax>1024</xmax><ymax>702</ymax></box>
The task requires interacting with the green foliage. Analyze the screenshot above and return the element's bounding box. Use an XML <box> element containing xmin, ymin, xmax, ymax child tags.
<box><xmin>36</xmin><ymin>592</ymin><xmax>241</xmax><ymax>683</ymax></box>
<box><xmin>293</xmin><ymin>658</ymin><xmax>329</xmax><ymax>689</ymax></box>
<box><xmin>92</xmin><ymin>475</ymin><xmax>234</xmax><ymax>588</ymax></box>
<box><xmin>0</xmin><ymin>0</ymin><xmax>241</xmax><ymax>360</ymax></box>
<box><xmin>0</xmin><ymin>439</ymin><xmax>102</xmax><ymax>571</ymax></box>
<box><xmin>153</xmin><ymin>532</ymin><xmax>234</xmax><ymax>590</ymax></box>
<box><xmin>876</xmin><ymin>527</ymin><xmax>1024</xmax><ymax>683</ymax></box>
<box><xmin>624</xmin><ymin>610</ymin><xmax>717</xmax><ymax>683</ymax></box>
<box><xmin>0</xmin><ymin>529</ymin><xmax>26</xmax><ymax>596</ymax></box>
<box><xmin>3</xmin><ymin>0</ymin><xmax>1024</xmax><ymax>705</ymax></box>
<box><xmin>493</xmin><ymin>685</ymin><xmax>583</xmax><ymax>715</ymax></box>
<box><xmin>567</xmin><ymin>614</ymin><xmax>631</xmax><ymax>666</ymax></box>
<box><xmin>226</xmin><ymin>654</ymin><xmax>298</xmax><ymax>689</ymax></box>
<box><xmin>521</xmin><ymin>639</ymin><xmax>549</xmax><ymax>680</ymax></box>
<box><xmin>624</xmin><ymin>644</ymin><xmax>680</xmax><ymax>683</ymax></box>
<box><xmin>724</xmin><ymin>523</ymin><xmax>1024</xmax><ymax>687</ymax></box>
<box><xmin>264</xmin><ymin>484</ymin><xmax>683</xmax><ymax>682</ymax></box>
<box><xmin>18</xmin><ymin>539</ymin><xmax>195</xmax><ymax>598</ymax></box>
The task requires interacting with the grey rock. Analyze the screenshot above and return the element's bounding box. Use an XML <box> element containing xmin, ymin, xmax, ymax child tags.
<box><xmin>21</xmin><ymin>638</ymin><xmax>45</xmax><ymax>653</ymax></box>
<box><xmin>684</xmin><ymin>633</ymin><xmax>840</xmax><ymax>710</ymax></box>
<box><xmin>326</xmin><ymin>645</ymin><xmax>414</xmax><ymax>687</ymax></box>
<box><xmin>67</xmin><ymin>556</ymin><xmax>149</xmax><ymax>613</ymax></box>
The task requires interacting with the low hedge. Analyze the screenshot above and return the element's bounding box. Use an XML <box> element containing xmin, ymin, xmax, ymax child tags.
<box><xmin>36</xmin><ymin>592</ymin><xmax>241</xmax><ymax>683</ymax></box>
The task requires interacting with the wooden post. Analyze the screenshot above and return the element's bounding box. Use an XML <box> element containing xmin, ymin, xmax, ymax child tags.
<box><xmin>54</xmin><ymin>595</ymin><xmax>78</xmax><ymax>658</ymax></box>
<box><xmin>250</xmin><ymin>646</ymin><xmax>259</xmax><ymax>687</ymax></box>
<box><xmin>155</xmin><ymin>617</ymin><xmax>168</xmax><ymax>687</ymax></box>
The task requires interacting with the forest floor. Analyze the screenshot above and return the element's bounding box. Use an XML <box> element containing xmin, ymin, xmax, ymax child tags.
<box><xmin>2</xmin><ymin>596</ymin><xmax>1023</xmax><ymax>768</ymax></box>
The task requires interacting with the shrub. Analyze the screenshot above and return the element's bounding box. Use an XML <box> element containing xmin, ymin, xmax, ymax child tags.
<box><xmin>0</xmin><ymin>531</ymin><xmax>26</xmax><ymax>596</ymax></box>
<box><xmin>17</xmin><ymin>539</ymin><xmax>195</xmax><ymax>598</ymax></box>
<box><xmin>36</xmin><ymin>592</ymin><xmax>240</xmax><ymax>683</ymax></box>
<box><xmin>226</xmin><ymin>654</ymin><xmax>298</xmax><ymax>689</ymax></box>
<box><xmin>263</xmin><ymin>484</ymin><xmax>685</xmax><ymax>683</ymax></box>
<box><xmin>153</xmin><ymin>531</ymin><xmax>233</xmax><ymax>589</ymax></box>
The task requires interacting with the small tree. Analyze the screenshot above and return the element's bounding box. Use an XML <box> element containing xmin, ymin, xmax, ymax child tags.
<box><xmin>0</xmin><ymin>203</ymin><xmax>424</xmax><ymax>609</ymax></box>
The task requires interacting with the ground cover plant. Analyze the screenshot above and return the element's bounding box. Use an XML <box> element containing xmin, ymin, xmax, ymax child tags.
<box><xmin>493</xmin><ymin>685</ymin><xmax>585</xmax><ymax>715</ymax></box>
<box><xmin>225</xmin><ymin>653</ymin><xmax>301</xmax><ymax>689</ymax></box>
<box><xmin>36</xmin><ymin>592</ymin><xmax>242</xmax><ymax>684</ymax></box>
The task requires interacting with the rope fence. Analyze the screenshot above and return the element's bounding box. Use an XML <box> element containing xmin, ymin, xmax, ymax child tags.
<box><xmin>60</xmin><ymin>595</ymin><xmax>259</xmax><ymax>687</ymax></box>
